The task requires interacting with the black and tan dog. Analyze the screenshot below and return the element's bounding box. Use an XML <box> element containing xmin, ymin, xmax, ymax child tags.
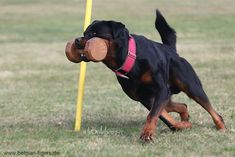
<box><xmin>65</xmin><ymin>10</ymin><xmax>226</xmax><ymax>142</ymax></box>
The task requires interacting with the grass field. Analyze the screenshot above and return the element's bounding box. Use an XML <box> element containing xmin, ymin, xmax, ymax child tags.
<box><xmin>1</xmin><ymin>0</ymin><xmax>235</xmax><ymax>156</ymax></box>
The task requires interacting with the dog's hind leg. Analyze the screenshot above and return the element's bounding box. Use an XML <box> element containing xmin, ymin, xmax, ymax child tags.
<box><xmin>141</xmin><ymin>98</ymin><xmax>191</xmax><ymax>131</ymax></box>
<box><xmin>172</xmin><ymin>58</ymin><xmax>226</xmax><ymax>130</ymax></box>
<box><xmin>161</xmin><ymin>109</ymin><xmax>192</xmax><ymax>130</ymax></box>
<box><xmin>188</xmin><ymin>94</ymin><xmax>226</xmax><ymax>130</ymax></box>
<box><xmin>165</xmin><ymin>100</ymin><xmax>190</xmax><ymax>121</ymax></box>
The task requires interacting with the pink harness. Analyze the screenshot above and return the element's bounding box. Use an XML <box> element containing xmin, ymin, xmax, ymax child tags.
<box><xmin>114</xmin><ymin>35</ymin><xmax>136</xmax><ymax>79</ymax></box>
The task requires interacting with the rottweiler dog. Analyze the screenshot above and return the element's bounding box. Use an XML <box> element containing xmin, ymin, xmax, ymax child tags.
<box><xmin>66</xmin><ymin>10</ymin><xmax>226</xmax><ymax>142</ymax></box>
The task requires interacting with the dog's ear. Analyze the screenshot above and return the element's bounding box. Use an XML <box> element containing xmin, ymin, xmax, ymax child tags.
<box><xmin>109</xmin><ymin>21</ymin><xmax>129</xmax><ymax>52</ymax></box>
<box><xmin>110</xmin><ymin>21</ymin><xmax>129</xmax><ymax>39</ymax></box>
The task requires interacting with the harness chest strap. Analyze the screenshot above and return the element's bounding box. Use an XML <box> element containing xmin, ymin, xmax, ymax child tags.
<box><xmin>114</xmin><ymin>35</ymin><xmax>136</xmax><ymax>79</ymax></box>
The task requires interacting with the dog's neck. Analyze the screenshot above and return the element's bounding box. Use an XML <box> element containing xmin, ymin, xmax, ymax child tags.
<box><xmin>102</xmin><ymin>35</ymin><xmax>136</xmax><ymax>79</ymax></box>
<box><xmin>102</xmin><ymin>40</ymin><xmax>127</xmax><ymax>71</ymax></box>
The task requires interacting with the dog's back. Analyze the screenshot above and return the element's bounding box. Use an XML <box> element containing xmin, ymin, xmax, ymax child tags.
<box><xmin>155</xmin><ymin>10</ymin><xmax>177</xmax><ymax>51</ymax></box>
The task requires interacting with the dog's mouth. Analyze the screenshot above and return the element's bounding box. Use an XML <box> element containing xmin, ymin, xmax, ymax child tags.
<box><xmin>65</xmin><ymin>37</ymin><xmax>108</xmax><ymax>63</ymax></box>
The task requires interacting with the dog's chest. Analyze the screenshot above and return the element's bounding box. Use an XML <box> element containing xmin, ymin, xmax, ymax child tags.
<box><xmin>139</xmin><ymin>70</ymin><xmax>153</xmax><ymax>84</ymax></box>
<box><xmin>117</xmin><ymin>76</ymin><xmax>157</xmax><ymax>101</ymax></box>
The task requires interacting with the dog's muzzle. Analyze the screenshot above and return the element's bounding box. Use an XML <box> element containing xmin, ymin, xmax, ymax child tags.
<box><xmin>65</xmin><ymin>37</ymin><xmax>108</xmax><ymax>63</ymax></box>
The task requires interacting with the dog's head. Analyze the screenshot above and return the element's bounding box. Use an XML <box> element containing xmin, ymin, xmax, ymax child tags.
<box><xmin>65</xmin><ymin>20</ymin><xmax>129</xmax><ymax>63</ymax></box>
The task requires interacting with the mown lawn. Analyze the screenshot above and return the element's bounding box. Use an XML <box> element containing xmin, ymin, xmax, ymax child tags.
<box><xmin>0</xmin><ymin>0</ymin><xmax>235</xmax><ymax>156</ymax></box>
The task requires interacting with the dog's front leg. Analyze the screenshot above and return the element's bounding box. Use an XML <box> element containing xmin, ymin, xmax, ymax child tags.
<box><xmin>140</xmin><ymin>87</ymin><xmax>169</xmax><ymax>142</ymax></box>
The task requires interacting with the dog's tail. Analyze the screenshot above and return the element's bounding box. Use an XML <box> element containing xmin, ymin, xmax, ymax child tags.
<box><xmin>155</xmin><ymin>9</ymin><xmax>176</xmax><ymax>51</ymax></box>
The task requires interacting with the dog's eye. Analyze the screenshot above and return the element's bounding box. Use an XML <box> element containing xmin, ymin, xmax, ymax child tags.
<box><xmin>86</xmin><ymin>32</ymin><xmax>96</xmax><ymax>38</ymax></box>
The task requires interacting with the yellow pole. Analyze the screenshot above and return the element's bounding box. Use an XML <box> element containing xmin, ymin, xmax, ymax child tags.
<box><xmin>74</xmin><ymin>0</ymin><xmax>92</xmax><ymax>132</ymax></box>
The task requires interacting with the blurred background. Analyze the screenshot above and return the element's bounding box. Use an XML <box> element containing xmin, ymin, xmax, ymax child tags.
<box><xmin>0</xmin><ymin>0</ymin><xmax>235</xmax><ymax>156</ymax></box>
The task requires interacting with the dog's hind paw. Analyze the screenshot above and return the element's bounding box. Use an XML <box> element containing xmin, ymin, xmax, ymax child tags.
<box><xmin>174</xmin><ymin>121</ymin><xmax>192</xmax><ymax>130</ymax></box>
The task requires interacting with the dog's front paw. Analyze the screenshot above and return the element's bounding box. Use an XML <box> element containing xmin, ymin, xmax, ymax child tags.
<box><xmin>140</xmin><ymin>131</ymin><xmax>154</xmax><ymax>143</ymax></box>
<box><xmin>140</xmin><ymin>124</ymin><xmax>155</xmax><ymax>143</ymax></box>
